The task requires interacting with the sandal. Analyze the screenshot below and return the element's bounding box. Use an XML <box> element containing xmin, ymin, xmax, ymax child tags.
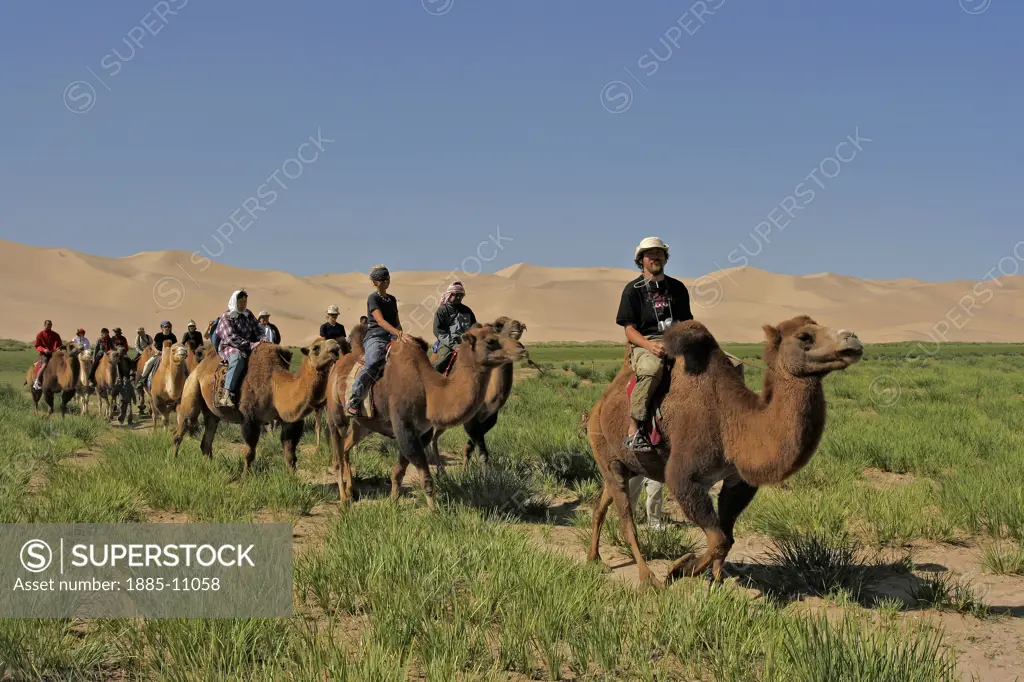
<box><xmin>623</xmin><ymin>430</ymin><xmax>653</xmax><ymax>454</ymax></box>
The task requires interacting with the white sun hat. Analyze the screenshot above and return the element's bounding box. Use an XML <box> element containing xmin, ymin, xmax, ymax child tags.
<box><xmin>634</xmin><ymin>236</ymin><xmax>670</xmax><ymax>264</ymax></box>
<box><xmin>326</xmin><ymin>304</ymin><xmax>340</xmax><ymax>315</ymax></box>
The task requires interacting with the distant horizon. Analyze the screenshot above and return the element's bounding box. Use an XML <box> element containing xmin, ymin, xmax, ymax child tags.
<box><xmin>2</xmin><ymin>236</ymin><xmax>1010</xmax><ymax>286</ymax></box>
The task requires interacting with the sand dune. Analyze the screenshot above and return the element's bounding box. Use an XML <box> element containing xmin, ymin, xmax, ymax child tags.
<box><xmin>1</xmin><ymin>238</ymin><xmax>1021</xmax><ymax>346</ymax></box>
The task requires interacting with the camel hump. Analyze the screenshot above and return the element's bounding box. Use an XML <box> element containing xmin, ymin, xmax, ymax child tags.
<box><xmin>663</xmin><ymin>320</ymin><xmax>719</xmax><ymax>360</ymax></box>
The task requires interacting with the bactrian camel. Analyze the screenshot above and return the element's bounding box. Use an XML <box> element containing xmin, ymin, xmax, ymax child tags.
<box><xmin>324</xmin><ymin>323</ymin><xmax>528</xmax><ymax>509</ymax></box>
<box><xmin>76</xmin><ymin>349</ymin><xmax>95</xmax><ymax>416</ymax></box>
<box><xmin>25</xmin><ymin>343</ymin><xmax>83</xmax><ymax>416</ymax></box>
<box><xmin>428</xmin><ymin>316</ymin><xmax>527</xmax><ymax>468</ymax></box>
<box><xmin>587</xmin><ymin>316</ymin><xmax>864</xmax><ymax>587</ymax></box>
<box><xmin>94</xmin><ymin>347</ymin><xmax>135</xmax><ymax>423</ymax></box>
<box><xmin>172</xmin><ymin>339</ymin><xmax>341</xmax><ymax>474</ymax></box>
<box><xmin>147</xmin><ymin>341</ymin><xmax>190</xmax><ymax>429</ymax></box>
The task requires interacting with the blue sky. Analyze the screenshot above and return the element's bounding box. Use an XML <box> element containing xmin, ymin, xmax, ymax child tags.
<box><xmin>1</xmin><ymin>0</ymin><xmax>1020</xmax><ymax>282</ymax></box>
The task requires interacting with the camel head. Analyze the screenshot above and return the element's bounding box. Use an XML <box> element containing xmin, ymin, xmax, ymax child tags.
<box><xmin>492</xmin><ymin>316</ymin><xmax>527</xmax><ymax>341</ymax></box>
<box><xmin>300</xmin><ymin>338</ymin><xmax>342</xmax><ymax>372</ymax></box>
<box><xmin>62</xmin><ymin>342</ymin><xmax>82</xmax><ymax>357</ymax></box>
<box><xmin>762</xmin><ymin>315</ymin><xmax>864</xmax><ymax>377</ymax></box>
<box><xmin>461</xmin><ymin>324</ymin><xmax>529</xmax><ymax>368</ymax></box>
<box><xmin>170</xmin><ymin>344</ymin><xmax>188</xmax><ymax>364</ymax></box>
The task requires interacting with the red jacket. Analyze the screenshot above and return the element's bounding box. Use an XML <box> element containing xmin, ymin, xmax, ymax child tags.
<box><xmin>35</xmin><ymin>329</ymin><xmax>62</xmax><ymax>354</ymax></box>
<box><xmin>113</xmin><ymin>334</ymin><xmax>129</xmax><ymax>351</ymax></box>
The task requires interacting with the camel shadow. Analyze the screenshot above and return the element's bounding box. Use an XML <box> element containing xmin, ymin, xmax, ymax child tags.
<box><xmin>727</xmin><ymin>557</ymin><xmax>1022</xmax><ymax>618</ymax></box>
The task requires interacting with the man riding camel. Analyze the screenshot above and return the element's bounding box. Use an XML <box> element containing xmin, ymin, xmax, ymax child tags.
<box><xmin>111</xmin><ymin>327</ymin><xmax>130</xmax><ymax>354</ymax></box>
<box><xmin>32</xmin><ymin>320</ymin><xmax>63</xmax><ymax>390</ymax></box>
<box><xmin>182</xmin><ymin>320</ymin><xmax>204</xmax><ymax>352</ymax></box>
<box><xmin>258</xmin><ymin>311</ymin><xmax>281</xmax><ymax>344</ymax></box>
<box><xmin>616</xmin><ymin>237</ymin><xmax>694</xmax><ymax>452</ymax></box>
<box><xmin>88</xmin><ymin>327</ymin><xmax>114</xmax><ymax>387</ymax></box>
<box><xmin>346</xmin><ymin>265</ymin><xmax>414</xmax><ymax>417</ymax></box>
<box><xmin>320</xmin><ymin>305</ymin><xmax>346</xmax><ymax>342</ymax></box>
<box><xmin>432</xmin><ymin>280</ymin><xmax>477</xmax><ymax>373</ymax></box>
<box><xmin>215</xmin><ymin>289</ymin><xmax>262</xmax><ymax>407</ymax></box>
<box><xmin>135</xmin><ymin>327</ymin><xmax>153</xmax><ymax>357</ymax></box>
<box><xmin>137</xmin><ymin>321</ymin><xmax>177</xmax><ymax>390</ymax></box>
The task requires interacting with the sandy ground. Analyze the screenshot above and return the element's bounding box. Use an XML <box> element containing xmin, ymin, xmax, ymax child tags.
<box><xmin>3</xmin><ymin>238</ymin><xmax>1024</xmax><ymax>345</ymax></box>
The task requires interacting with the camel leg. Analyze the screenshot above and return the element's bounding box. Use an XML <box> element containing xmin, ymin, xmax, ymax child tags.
<box><xmin>199</xmin><ymin>410</ymin><xmax>220</xmax><ymax>460</ymax></box>
<box><xmin>429</xmin><ymin>427</ymin><xmax>446</xmax><ymax>472</ymax></box>
<box><xmin>44</xmin><ymin>391</ymin><xmax>55</xmax><ymax>416</ymax></box>
<box><xmin>280</xmin><ymin>420</ymin><xmax>304</xmax><ymax>471</ymax></box>
<box><xmin>664</xmin><ymin>475</ymin><xmax>731</xmax><ymax>584</ymax></box>
<box><xmin>328</xmin><ymin>424</ymin><xmax>349</xmax><ymax>507</ymax></box>
<box><xmin>391</xmin><ymin>455</ymin><xmax>410</xmax><ymax>503</ymax></box>
<box><xmin>341</xmin><ymin>422</ymin><xmax>364</xmax><ymax>504</ymax></box>
<box><xmin>587</xmin><ymin>483</ymin><xmax>614</xmax><ymax>563</ymax></box>
<box><xmin>712</xmin><ymin>478</ymin><xmax>759</xmax><ymax>580</ymax></box>
<box><xmin>314</xmin><ymin>409</ymin><xmax>322</xmax><ymax>449</ymax></box>
<box><xmin>241</xmin><ymin>418</ymin><xmax>261</xmax><ymax>476</ymax></box>
<box><xmin>410</xmin><ymin>427</ymin><xmax>437</xmax><ymax>510</ymax></box>
<box><xmin>608</xmin><ymin>461</ymin><xmax>658</xmax><ymax>586</ymax></box>
<box><xmin>150</xmin><ymin>394</ymin><xmax>159</xmax><ymax>429</ymax></box>
<box><xmin>468</xmin><ymin>412</ymin><xmax>498</xmax><ymax>465</ymax></box>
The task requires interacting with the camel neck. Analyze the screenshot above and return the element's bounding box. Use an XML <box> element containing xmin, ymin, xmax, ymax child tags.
<box><xmin>273</xmin><ymin>356</ymin><xmax>330</xmax><ymax>423</ymax></box>
<box><xmin>730</xmin><ymin>369</ymin><xmax>826</xmax><ymax>486</ymax></box>
<box><xmin>425</xmin><ymin>344</ymin><xmax>491</xmax><ymax>428</ymax></box>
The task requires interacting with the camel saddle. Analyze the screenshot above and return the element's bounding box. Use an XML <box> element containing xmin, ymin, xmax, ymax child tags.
<box><xmin>441</xmin><ymin>347</ymin><xmax>458</xmax><ymax>377</ymax></box>
<box><xmin>212</xmin><ymin>361</ymin><xmax>233</xmax><ymax>408</ymax></box>
<box><xmin>624</xmin><ymin>359</ymin><xmax>674</xmax><ymax>447</ymax></box>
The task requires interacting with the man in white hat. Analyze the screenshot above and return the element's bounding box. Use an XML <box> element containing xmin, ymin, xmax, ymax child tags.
<box><xmin>616</xmin><ymin>237</ymin><xmax>694</xmax><ymax>528</ymax></box>
<box><xmin>258</xmin><ymin>311</ymin><xmax>281</xmax><ymax>344</ymax></box>
<box><xmin>182</xmin><ymin>320</ymin><xmax>204</xmax><ymax>352</ymax></box>
<box><xmin>320</xmin><ymin>304</ymin><xmax>346</xmax><ymax>342</ymax></box>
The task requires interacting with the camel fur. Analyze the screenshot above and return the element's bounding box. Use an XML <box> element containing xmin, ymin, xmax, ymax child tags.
<box><xmin>325</xmin><ymin>322</ymin><xmax>528</xmax><ymax>509</ymax></box>
<box><xmin>586</xmin><ymin>315</ymin><xmax>864</xmax><ymax>587</ymax></box>
<box><xmin>147</xmin><ymin>341</ymin><xmax>190</xmax><ymax>429</ymax></box>
<box><xmin>172</xmin><ymin>339</ymin><xmax>341</xmax><ymax>474</ymax></box>
<box><xmin>76</xmin><ymin>349</ymin><xmax>95</xmax><ymax>416</ymax></box>
<box><xmin>25</xmin><ymin>343</ymin><xmax>83</xmax><ymax>416</ymax></box>
<box><xmin>428</xmin><ymin>316</ymin><xmax>528</xmax><ymax>468</ymax></box>
<box><xmin>94</xmin><ymin>348</ymin><xmax>135</xmax><ymax>423</ymax></box>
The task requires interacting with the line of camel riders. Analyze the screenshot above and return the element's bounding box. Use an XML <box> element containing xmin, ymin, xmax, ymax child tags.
<box><xmin>29</xmin><ymin>237</ymin><xmax>685</xmax><ymax>528</ymax></box>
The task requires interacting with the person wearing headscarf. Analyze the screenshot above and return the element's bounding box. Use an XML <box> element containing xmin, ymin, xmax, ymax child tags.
<box><xmin>345</xmin><ymin>265</ymin><xmax>414</xmax><ymax>416</ymax></box>
<box><xmin>432</xmin><ymin>280</ymin><xmax>477</xmax><ymax>373</ymax></box>
<box><xmin>214</xmin><ymin>289</ymin><xmax>262</xmax><ymax>407</ymax></box>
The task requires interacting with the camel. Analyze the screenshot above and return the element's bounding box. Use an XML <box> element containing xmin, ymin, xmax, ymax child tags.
<box><xmin>428</xmin><ymin>317</ymin><xmax>527</xmax><ymax>468</ymax></box>
<box><xmin>133</xmin><ymin>345</ymin><xmax>158</xmax><ymax>414</ymax></box>
<box><xmin>586</xmin><ymin>315</ymin><xmax>864</xmax><ymax>587</ymax></box>
<box><xmin>25</xmin><ymin>343</ymin><xmax>83</xmax><ymax>416</ymax></box>
<box><xmin>147</xmin><ymin>341</ymin><xmax>190</xmax><ymax>429</ymax></box>
<box><xmin>94</xmin><ymin>348</ymin><xmax>135</xmax><ymax>423</ymax></box>
<box><xmin>171</xmin><ymin>339</ymin><xmax>341</xmax><ymax>474</ymax></box>
<box><xmin>75</xmin><ymin>349</ymin><xmax>95</xmax><ymax>416</ymax></box>
<box><xmin>324</xmin><ymin>323</ymin><xmax>528</xmax><ymax>509</ymax></box>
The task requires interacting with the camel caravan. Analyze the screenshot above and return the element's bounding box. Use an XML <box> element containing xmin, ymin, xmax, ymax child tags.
<box><xmin>22</xmin><ymin>241</ymin><xmax>867</xmax><ymax>585</ymax></box>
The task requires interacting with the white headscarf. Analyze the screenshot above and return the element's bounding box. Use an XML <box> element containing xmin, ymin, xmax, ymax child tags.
<box><xmin>227</xmin><ymin>290</ymin><xmax>245</xmax><ymax>318</ymax></box>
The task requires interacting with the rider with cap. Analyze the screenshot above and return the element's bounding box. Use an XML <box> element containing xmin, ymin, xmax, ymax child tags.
<box><xmin>258</xmin><ymin>311</ymin><xmax>281</xmax><ymax>344</ymax></box>
<box><xmin>135</xmin><ymin>326</ymin><xmax>153</xmax><ymax>357</ymax></box>
<box><xmin>320</xmin><ymin>305</ymin><xmax>346</xmax><ymax>342</ymax></box>
<box><xmin>88</xmin><ymin>327</ymin><xmax>115</xmax><ymax>387</ymax></box>
<box><xmin>136</xmin><ymin>321</ymin><xmax>177</xmax><ymax>389</ymax></box>
<box><xmin>346</xmin><ymin>265</ymin><xmax>414</xmax><ymax>416</ymax></box>
<box><xmin>72</xmin><ymin>328</ymin><xmax>91</xmax><ymax>350</ymax></box>
<box><xmin>432</xmin><ymin>280</ymin><xmax>477</xmax><ymax>373</ymax></box>
<box><xmin>182</xmin><ymin>320</ymin><xmax>204</xmax><ymax>352</ymax></box>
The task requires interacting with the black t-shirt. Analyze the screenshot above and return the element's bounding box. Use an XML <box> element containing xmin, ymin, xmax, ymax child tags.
<box><xmin>615</xmin><ymin>275</ymin><xmax>693</xmax><ymax>337</ymax></box>
<box><xmin>154</xmin><ymin>332</ymin><xmax>177</xmax><ymax>350</ymax></box>
<box><xmin>367</xmin><ymin>292</ymin><xmax>399</xmax><ymax>336</ymax></box>
<box><xmin>320</xmin><ymin>321</ymin><xmax>347</xmax><ymax>341</ymax></box>
<box><xmin>182</xmin><ymin>330</ymin><xmax>204</xmax><ymax>350</ymax></box>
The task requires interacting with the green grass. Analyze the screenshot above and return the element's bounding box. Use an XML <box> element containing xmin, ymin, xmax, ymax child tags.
<box><xmin>2</xmin><ymin>339</ymin><xmax>1021</xmax><ymax>679</ymax></box>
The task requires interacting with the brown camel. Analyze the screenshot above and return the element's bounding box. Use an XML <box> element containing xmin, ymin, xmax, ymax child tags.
<box><xmin>133</xmin><ymin>345</ymin><xmax>158</xmax><ymax>414</ymax></box>
<box><xmin>324</xmin><ymin>323</ymin><xmax>528</xmax><ymax>509</ymax></box>
<box><xmin>171</xmin><ymin>339</ymin><xmax>341</xmax><ymax>474</ymax></box>
<box><xmin>75</xmin><ymin>349</ymin><xmax>96</xmax><ymax>416</ymax></box>
<box><xmin>428</xmin><ymin>316</ymin><xmax>528</xmax><ymax>468</ymax></box>
<box><xmin>586</xmin><ymin>316</ymin><xmax>864</xmax><ymax>587</ymax></box>
<box><xmin>147</xmin><ymin>341</ymin><xmax>190</xmax><ymax>429</ymax></box>
<box><xmin>94</xmin><ymin>348</ymin><xmax>135</xmax><ymax>423</ymax></box>
<box><xmin>25</xmin><ymin>343</ymin><xmax>83</xmax><ymax>416</ymax></box>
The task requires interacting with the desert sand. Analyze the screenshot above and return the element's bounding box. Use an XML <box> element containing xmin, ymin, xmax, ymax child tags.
<box><xmin>1</xmin><ymin>238</ymin><xmax>1021</xmax><ymax>346</ymax></box>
